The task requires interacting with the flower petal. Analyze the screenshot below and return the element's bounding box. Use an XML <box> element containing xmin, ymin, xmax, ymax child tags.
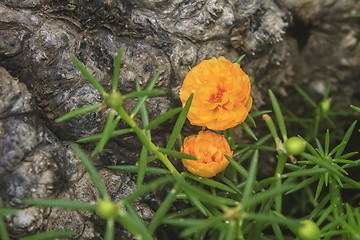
<box><xmin>181</xmin><ymin>131</ymin><xmax>232</xmax><ymax>178</ymax></box>
<box><xmin>179</xmin><ymin>57</ymin><xmax>252</xmax><ymax>130</ymax></box>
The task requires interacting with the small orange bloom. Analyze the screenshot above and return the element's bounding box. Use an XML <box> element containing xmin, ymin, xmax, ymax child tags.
<box><xmin>181</xmin><ymin>130</ymin><xmax>232</xmax><ymax>178</ymax></box>
<box><xmin>179</xmin><ymin>56</ymin><xmax>252</xmax><ymax>130</ymax></box>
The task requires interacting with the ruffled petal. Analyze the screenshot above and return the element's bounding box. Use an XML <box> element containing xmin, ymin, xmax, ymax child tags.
<box><xmin>180</xmin><ymin>56</ymin><xmax>252</xmax><ymax>130</ymax></box>
<box><xmin>181</xmin><ymin>131</ymin><xmax>232</xmax><ymax>178</ymax></box>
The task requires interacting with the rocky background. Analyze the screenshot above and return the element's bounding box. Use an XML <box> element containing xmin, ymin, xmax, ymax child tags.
<box><xmin>0</xmin><ymin>0</ymin><xmax>359</xmax><ymax>239</ymax></box>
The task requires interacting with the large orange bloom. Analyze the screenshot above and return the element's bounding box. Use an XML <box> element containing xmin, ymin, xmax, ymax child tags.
<box><xmin>179</xmin><ymin>56</ymin><xmax>252</xmax><ymax>130</ymax></box>
<box><xmin>181</xmin><ymin>131</ymin><xmax>232</xmax><ymax>178</ymax></box>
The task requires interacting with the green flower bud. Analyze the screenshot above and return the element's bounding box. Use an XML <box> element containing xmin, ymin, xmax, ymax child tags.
<box><xmin>105</xmin><ymin>91</ymin><xmax>123</xmax><ymax>110</ymax></box>
<box><xmin>320</xmin><ymin>98</ymin><xmax>331</xmax><ymax>115</ymax></box>
<box><xmin>96</xmin><ymin>199</ymin><xmax>118</xmax><ymax>220</ymax></box>
<box><xmin>298</xmin><ymin>220</ymin><xmax>320</xmax><ymax>240</ymax></box>
<box><xmin>323</xmin><ymin>155</ymin><xmax>332</xmax><ymax>163</ymax></box>
<box><xmin>284</xmin><ymin>136</ymin><xmax>306</xmax><ymax>156</ymax></box>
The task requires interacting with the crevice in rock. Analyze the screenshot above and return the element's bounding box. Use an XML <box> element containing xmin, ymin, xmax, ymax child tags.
<box><xmin>287</xmin><ymin>15</ymin><xmax>312</xmax><ymax>52</ymax></box>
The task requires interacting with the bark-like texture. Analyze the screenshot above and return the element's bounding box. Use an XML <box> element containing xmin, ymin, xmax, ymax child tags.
<box><xmin>0</xmin><ymin>0</ymin><xmax>359</xmax><ymax>238</ymax></box>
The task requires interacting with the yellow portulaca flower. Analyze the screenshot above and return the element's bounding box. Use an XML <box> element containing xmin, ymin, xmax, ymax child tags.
<box><xmin>179</xmin><ymin>56</ymin><xmax>252</xmax><ymax>130</ymax></box>
<box><xmin>181</xmin><ymin>130</ymin><xmax>232</xmax><ymax>178</ymax></box>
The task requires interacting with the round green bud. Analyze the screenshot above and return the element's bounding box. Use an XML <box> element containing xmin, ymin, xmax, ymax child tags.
<box><xmin>105</xmin><ymin>91</ymin><xmax>123</xmax><ymax>110</ymax></box>
<box><xmin>298</xmin><ymin>220</ymin><xmax>320</xmax><ymax>240</ymax></box>
<box><xmin>96</xmin><ymin>199</ymin><xmax>118</xmax><ymax>220</ymax></box>
<box><xmin>320</xmin><ymin>98</ymin><xmax>331</xmax><ymax>115</ymax></box>
<box><xmin>284</xmin><ymin>136</ymin><xmax>306</xmax><ymax>156</ymax></box>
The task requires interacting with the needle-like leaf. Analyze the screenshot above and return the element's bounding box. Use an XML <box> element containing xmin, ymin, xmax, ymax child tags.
<box><xmin>112</xmin><ymin>48</ymin><xmax>123</xmax><ymax>92</ymax></box>
<box><xmin>71</xmin><ymin>143</ymin><xmax>110</xmax><ymax>200</ymax></box>
<box><xmin>71</xmin><ymin>54</ymin><xmax>106</xmax><ymax>96</ymax></box>
<box><xmin>269</xmin><ymin>90</ymin><xmax>287</xmax><ymax>141</ymax></box>
<box><xmin>234</xmin><ymin>54</ymin><xmax>246</xmax><ymax>64</ymax></box>
<box><xmin>55</xmin><ymin>103</ymin><xmax>102</xmax><ymax>123</ymax></box>
<box><xmin>19</xmin><ymin>231</ymin><xmax>76</xmax><ymax>240</ymax></box>
<box><xmin>166</xmin><ymin>93</ymin><xmax>193</xmax><ymax>150</ymax></box>
<box><xmin>22</xmin><ymin>198</ymin><xmax>95</xmax><ymax>211</ymax></box>
<box><xmin>242</xmin><ymin>150</ymin><xmax>259</xmax><ymax>203</ymax></box>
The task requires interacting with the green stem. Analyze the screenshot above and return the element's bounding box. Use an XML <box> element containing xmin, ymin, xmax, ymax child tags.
<box><xmin>274</xmin><ymin>153</ymin><xmax>287</xmax><ymax>213</ymax></box>
<box><xmin>0</xmin><ymin>217</ymin><xmax>10</xmax><ymax>240</ymax></box>
<box><xmin>312</xmin><ymin>107</ymin><xmax>321</xmax><ymax>140</ymax></box>
<box><xmin>224</xmin><ymin>128</ymin><xmax>235</xmax><ymax>149</ymax></box>
<box><xmin>275</xmin><ymin>154</ymin><xmax>287</xmax><ymax>176</ymax></box>
<box><xmin>329</xmin><ymin>175</ymin><xmax>342</xmax><ymax>219</ymax></box>
<box><xmin>116</xmin><ymin>107</ymin><xmax>180</xmax><ymax>178</ymax></box>
<box><xmin>305</xmin><ymin>184</ymin><xmax>318</xmax><ymax>208</ymax></box>
<box><xmin>225</xmin><ymin>129</ymin><xmax>237</xmax><ymax>183</ymax></box>
<box><xmin>237</xmin><ymin>219</ymin><xmax>244</xmax><ymax>240</ymax></box>
<box><xmin>104</xmin><ymin>219</ymin><xmax>115</xmax><ymax>240</ymax></box>
<box><xmin>117</xmin><ymin>210</ymin><xmax>153</xmax><ymax>240</ymax></box>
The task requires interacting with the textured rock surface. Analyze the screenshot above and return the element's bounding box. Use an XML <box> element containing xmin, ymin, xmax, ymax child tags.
<box><xmin>0</xmin><ymin>0</ymin><xmax>359</xmax><ymax>238</ymax></box>
<box><xmin>0</xmin><ymin>68</ymin><xmax>34</xmax><ymax>116</ymax></box>
<box><xmin>0</xmin><ymin>67</ymin><xmax>154</xmax><ymax>238</ymax></box>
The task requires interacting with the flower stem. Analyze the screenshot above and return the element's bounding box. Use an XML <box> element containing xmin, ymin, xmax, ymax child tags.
<box><xmin>329</xmin><ymin>175</ymin><xmax>342</xmax><ymax>219</ymax></box>
<box><xmin>116</xmin><ymin>107</ymin><xmax>180</xmax><ymax>178</ymax></box>
<box><xmin>274</xmin><ymin>153</ymin><xmax>287</xmax><ymax>213</ymax></box>
<box><xmin>237</xmin><ymin>218</ymin><xmax>245</xmax><ymax>240</ymax></box>
<box><xmin>224</xmin><ymin>128</ymin><xmax>237</xmax><ymax>183</ymax></box>
<box><xmin>305</xmin><ymin>185</ymin><xmax>318</xmax><ymax>208</ymax></box>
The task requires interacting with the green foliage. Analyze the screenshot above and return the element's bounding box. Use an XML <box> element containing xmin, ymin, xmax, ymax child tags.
<box><xmin>0</xmin><ymin>208</ymin><xmax>17</xmax><ymax>240</ymax></box>
<box><xmin>21</xmin><ymin>199</ymin><xmax>96</xmax><ymax>211</ymax></box>
<box><xmin>55</xmin><ymin>103</ymin><xmax>102</xmax><ymax>123</ymax></box>
<box><xmin>351</xmin><ymin>105</ymin><xmax>360</xmax><ymax>113</ymax></box>
<box><xmin>19</xmin><ymin>231</ymin><xmax>76</xmax><ymax>240</ymax></box>
<box><xmin>4</xmin><ymin>48</ymin><xmax>357</xmax><ymax>240</ymax></box>
<box><xmin>234</xmin><ymin>54</ymin><xmax>246</xmax><ymax>64</ymax></box>
<box><xmin>289</xmin><ymin>83</ymin><xmax>354</xmax><ymax>141</ymax></box>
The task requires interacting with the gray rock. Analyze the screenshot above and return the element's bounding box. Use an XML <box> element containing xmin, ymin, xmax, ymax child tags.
<box><xmin>5</xmin><ymin>207</ymin><xmax>50</xmax><ymax>238</ymax></box>
<box><xmin>231</xmin><ymin>0</ymin><xmax>289</xmax><ymax>54</ymax></box>
<box><xmin>0</xmin><ymin>0</ymin><xmax>359</xmax><ymax>238</ymax></box>
<box><xmin>131</xmin><ymin>0</ymin><xmax>235</xmax><ymax>41</ymax></box>
<box><xmin>278</xmin><ymin>0</ymin><xmax>359</xmax><ymax>23</ymax></box>
<box><xmin>0</xmin><ymin>68</ymin><xmax>154</xmax><ymax>238</ymax></box>
<box><xmin>0</xmin><ymin>116</ymin><xmax>74</xmax><ymax>208</ymax></box>
<box><xmin>3</xmin><ymin>0</ymin><xmax>46</xmax><ymax>8</ymax></box>
<box><xmin>0</xmin><ymin>67</ymin><xmax>34</xmax><ymax>117</ymax></box>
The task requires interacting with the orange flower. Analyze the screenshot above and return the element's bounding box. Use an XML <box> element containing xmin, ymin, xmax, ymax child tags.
<box><xmin>181</xmin><ymin>130</ymin><xmax>232</xmax><ymax>178</ymax></box>
<box><xmin>179</xmin><ymin>56</ymin><xmax>252</xmax><ymax>130</ymax></box>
